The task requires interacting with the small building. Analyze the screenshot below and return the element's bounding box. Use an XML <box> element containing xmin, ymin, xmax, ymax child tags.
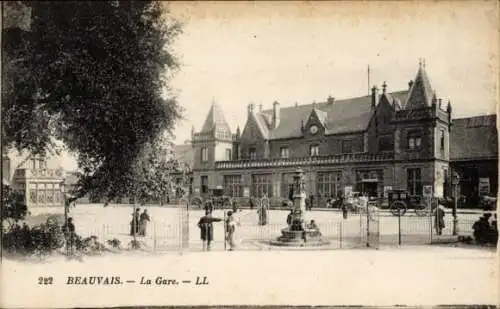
<box><xmin>2</xmin><ymin>149</ymin><xmax>65</xmax><ymax>208</ymax></box>
<box><xmin>450</xmin><ymin>115</ymin><xmax>498</xmax><ymax>207</ymax></box>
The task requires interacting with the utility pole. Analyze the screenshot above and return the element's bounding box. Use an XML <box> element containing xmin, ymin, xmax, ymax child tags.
<box><xmin>367</xmin><ymin>65</ymin><xmax>371</xmax><ymax>96</ymax></box>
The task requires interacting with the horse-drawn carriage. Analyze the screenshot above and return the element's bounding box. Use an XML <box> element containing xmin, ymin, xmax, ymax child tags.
<box><xmin>190</xmin><ymin>186</ymin><xmax>233</xmax><ymax>209</ymax></box>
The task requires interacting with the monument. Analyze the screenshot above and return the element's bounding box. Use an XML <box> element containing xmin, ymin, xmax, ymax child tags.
<box><xmin>270</xmin><ymin>168</ymin><xmax>329</xmax><ymax>247</ymax></box>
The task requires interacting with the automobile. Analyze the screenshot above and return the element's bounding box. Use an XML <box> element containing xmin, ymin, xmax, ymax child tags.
<box><xmin>386</xmin><ymin>189</ymin><xmax>434</xmax><ymax>216</ymax></box>
<box><xmin>190</xmin><ymin>186</ymin><xmax>233</xmax><ymax>209</ymax></box>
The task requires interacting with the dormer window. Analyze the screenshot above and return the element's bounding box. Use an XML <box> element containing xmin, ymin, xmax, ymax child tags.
<box><xmin>309</xmin><ymin>145</ymin><xmax>319</xmax><ymax>156</ymax></box>
<box><xmin>249</xmin><ymin>148</ymin><xmax>257</xmax><ymax>160</ymax></box>
<box><xmin>342</xmin><ymin>140</ymin><xmax>353</xmax><ymax>153</ymax></box>
<box><xmin>280</xmin><ymin>147</ymin><xmax>289</xmax><ymax>158</ymax></box>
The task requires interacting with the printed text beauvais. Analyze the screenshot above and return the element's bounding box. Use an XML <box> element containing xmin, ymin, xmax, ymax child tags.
<box><xmin>66</xmin><ymin>276</ymin><xmax>122</xmax><ymax>285</ymax></box>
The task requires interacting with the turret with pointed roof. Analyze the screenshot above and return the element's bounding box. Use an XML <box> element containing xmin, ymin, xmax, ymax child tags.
<box><xmin>200</xmin><ymin>100</ymin><xmax>232</xmax><ymax>138</ymax></box>
<box><xmin>405</xmin><ymin>63</ymin><xmax>435</xmax><ymax>109</ymax></box>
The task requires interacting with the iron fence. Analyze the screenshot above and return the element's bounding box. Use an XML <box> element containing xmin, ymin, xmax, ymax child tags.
<box><xmin>70</xmin><ymin>206</ymin><xmax>490</xmax><ymax>253</ymax></box>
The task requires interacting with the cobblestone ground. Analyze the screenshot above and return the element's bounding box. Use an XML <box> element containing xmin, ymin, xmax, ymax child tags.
<box><xmin>27</xmin><ymin>204</ymin><xmax>482</xmax><ymax>252</ymax></box>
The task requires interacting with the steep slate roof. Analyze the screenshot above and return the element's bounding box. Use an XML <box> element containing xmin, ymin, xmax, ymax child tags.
<box><xmin>450</xmin><ymin>115</ymin><xmax>498</xmax><ymax>161</ymax></box>
<box><xmin>200</xmin><ymin>103</ymin><xmax>232</xmax><ymax>134</ymax></box>
<box><xmin>255</xmin><ymin>91</ymin><xmax>409</xmax><ymax>140</ymax></box>
<box><xmin>405</xmin><ymin>66</ymin><xmax>434</xmax><ymax>109</ymax></box>
<box><xmin>383</xmin><ymin>90</ymin><xmax>409</xmax><ymax>110</ymax></box>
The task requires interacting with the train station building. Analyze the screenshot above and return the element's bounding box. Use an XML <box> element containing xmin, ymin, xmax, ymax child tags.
<box><xmin>188</xmin><ymin>65</ymin><xmax>498</xmax><ymax>207</ymax></box>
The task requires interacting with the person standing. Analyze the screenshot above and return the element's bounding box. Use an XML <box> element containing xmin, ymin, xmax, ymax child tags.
<box><xmin>62</xmin><ymin>217</ymin><xmax>76</xmax><ymax>254</ymax></box>
<box><xmin>139</xmin><ymin>209</ymin><xmax>150</xmax><ymax>237</ymax></box>
<box><xmin>130</xmin><ymin>208</ymin><xmax>140</xmax><ymax>236</ymax></box>
<box><xmin>257</xmin><ymin>202</ymin><xmax>268</xmax><ymax>226</ymax></box>
<box><xmin>338</xmin><ymin>190</ymin><xmax>347</xmax><ymax>219</ymax></box>
<box><xmin>434</xmin><ymin>204</ymin><xmax>446</xmax><ymax>235</ymax></box>
<box><xmin>197</xmin><ymin>210</ymin><xmax>222</xmax><ymax>251</ymax></box>
<box><xmin>225</xmin><ymin>211</ymin><xmax>237</xmax><ymax>251</ymax></box>
<box><xmin>286</xmin><ymin>209</ymin><xmax>294</xmax><ymax>226</ymax></box>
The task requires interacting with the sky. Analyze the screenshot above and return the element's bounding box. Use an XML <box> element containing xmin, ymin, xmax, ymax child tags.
<box><xmin>61</xmin><ymin>1</ymin><xmax>498</xmax><ymax>170</ymax></box>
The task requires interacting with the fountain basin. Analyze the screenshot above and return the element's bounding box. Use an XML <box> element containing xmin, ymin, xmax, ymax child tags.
<box><xmin>269</xmin><ymin>227</ymin><xmax>330</xmax><ymax>247</ymax></box>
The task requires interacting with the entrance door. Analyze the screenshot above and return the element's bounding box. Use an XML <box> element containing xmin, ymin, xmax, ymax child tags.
<box><xmin>362</xmin><ymin>181</ymin><xmax>378</xmax><ymax>198</ymax></box>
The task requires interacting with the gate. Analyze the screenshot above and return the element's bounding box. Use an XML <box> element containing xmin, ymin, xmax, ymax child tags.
<box><xmin>151</xmin><ymin>202</ymin><xmax>190</xmax><ymax>252</ymax></box>
<box><xmin>360</xmin><ymin>201</ymin><xmax>380</xmax><ymax>248</ymax></box>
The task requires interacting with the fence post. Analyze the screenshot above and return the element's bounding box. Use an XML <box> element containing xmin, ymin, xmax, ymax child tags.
<box><xmin>339</xmin><ymin>221</ymin><xmax>343</xmax><ymax>249</ymax></box>
<box><xmin>224</xmin><ymin>211</ymin><xmax>227</xmax><ymax>251</ymax></box>
<box><xmin>366</xmin><ymin>202</ymin><xmax>370</xmax><ymax>248</ymax></box>
<box><xmin>398</xmin><ymin>207</ymin><xmax>402</xmax><ymax>245</ymax></box>
<box><xmin>428</xmin><ymin>196</ymin><xmax>433</xmax><ymax>243</ymax></box>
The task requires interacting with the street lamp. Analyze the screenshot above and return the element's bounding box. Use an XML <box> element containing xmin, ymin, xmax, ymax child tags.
<box><xmin>451</xmin><ymin>171</ymin><xmax>460</xmax><ymax>236</ymax></box>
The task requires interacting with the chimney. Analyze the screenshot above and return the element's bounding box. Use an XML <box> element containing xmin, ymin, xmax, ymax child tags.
<box><xmin>327</xmin><ymin>96</ymin><xmax>335</xmax><ymax>104</ymax></box>
<box><xmin>247</xmin><ymin>103</ymin><xmax>255</xmax><ymax>118</ymax></box>
<box><xmin>259</xmin><ymin>104</ymin><xmax>263</xmax><ymax>112</ymax></box>
<box><xmin>447</xmin><ymin>100</ymin><xmax>452</xmax><ymax>125</ymax></box>
<box><xmin>312</xmin><ymin>100</ymin><xmax>317</xmax><ymax>109</ymax></box>
<box><xmin>408</xmin><ymin>80</ymin><xmax>414</xmax><ymax>89</ymax></box>
<box><xmin>438</xmin><ymin>98</ymin><xmax>443</xmax><ymax>109</ymax></box>
<box><xmin>382</xmin><ymin>81</ymin><xmax>387</xmax><ymax>94</ymax></box>
<box><xmin>272</xmin><ymin>101</ymin><xmax>280</xmax><ymax>129</ymax></box>
<box><xmin>371</xmin><ymin>86</ymin><xmax>379</xmax><ymax>108</ymax></box>
<box><xmin>294</xmin><ymin>102</ymin><xmax>299</xmax><ymax>107</ymax></box>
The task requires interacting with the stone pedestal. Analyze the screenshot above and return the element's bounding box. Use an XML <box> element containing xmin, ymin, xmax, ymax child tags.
<box><xmin>270</xmin><ymin>168</ymin><xmax>329</xmax><ymax>247</ymax></box>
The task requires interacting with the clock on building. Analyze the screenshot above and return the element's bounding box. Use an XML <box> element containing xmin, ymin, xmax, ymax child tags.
<box><xmin>310</xmin><ymin>125</ymin><xmax>318</xmax><ymax>134</ymax></box>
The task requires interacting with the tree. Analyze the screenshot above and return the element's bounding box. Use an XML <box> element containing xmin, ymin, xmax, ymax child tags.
<box><xmin>1</xmin><ymin>184</ymin><xmax>29</xmax><ymax>229</ymax></box>
<box><xmin>2</xmin><ymin>1</ymin><xmax>183</xmax><ymax>200</ymax></box>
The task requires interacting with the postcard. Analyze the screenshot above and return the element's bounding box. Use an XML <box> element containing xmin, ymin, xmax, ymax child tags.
<box><xmin>1</xmin><ymin>1</ymin><xmax>498</xmax><ymax>308</ymax></box>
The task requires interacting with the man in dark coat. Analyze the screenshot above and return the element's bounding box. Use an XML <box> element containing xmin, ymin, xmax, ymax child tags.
<box><xmin>62</xmin><ymin>217</ymin><xmax>76</xmax><ymax>253</ymax></box>
<box><xmin>434</xmin><ymin>205</ymin><xmax>446</xmax><ymax>235</ymax></box>
<box><xmin>286</xmin><ymin>209</ymin><xmax>294</xmax><ymax>226</ymax></box>
<box><xmin>197</xmin><ymin>210</ymin><xmax>222</xmax><ymax>251</ymax></box>
<box><xmin>130</xmin><ymin>208</ymin><xmax>140</xmax><ymax>236</ymax></box>
<box><xmin>338</xmin><ymin>190</ymin><xmax>347</xmax><ymax>219</ymax></box>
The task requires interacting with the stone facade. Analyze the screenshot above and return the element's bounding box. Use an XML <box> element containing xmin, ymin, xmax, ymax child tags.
<box><xmin>190</xmin><ymin>65</ymin><xmax>459</xmax><ymax>205</ymax></box>
<box><xmin>3</xmin><ymin>149</ymin><xmax>65</xmax><ymax>208</ymax></box>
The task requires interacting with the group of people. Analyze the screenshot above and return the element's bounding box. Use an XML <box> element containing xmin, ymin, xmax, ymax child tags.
<box><xmin>286</xmin><ymin>209</ymin><xmax>319</xmax><ymax>231</ymax></box>
<box><xmin>130</xmin><ymin>208</ymin><xmax>150</xmax><ymax>237</ymax></box>
<box><xmin>197</xmin><ymin>209</ymin><xmax>240</xmax><ymax>251</ymax></box>
<box><xmin>472</xmin><ymin>213</ymin><xmax>498</xmax><ymax>245</ymax></box>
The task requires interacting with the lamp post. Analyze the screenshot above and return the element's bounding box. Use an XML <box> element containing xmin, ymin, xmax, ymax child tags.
<box><xmin>451</xmin><ymin>171</ymin><xmax>460</xmax><ymax>236</ymax></box>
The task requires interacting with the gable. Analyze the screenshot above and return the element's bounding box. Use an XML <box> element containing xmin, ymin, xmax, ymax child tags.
<box><xmin>370</xmin><ymin>94</ymin><xmax>395</xmax><ymax>133</ymax></box>
<box><xmin>241</xmin><ymin>114</ymin><xmax>266</xmax><ymax>143</ymax></box>
<box><xmin>303</xmin><ymin>108</ymin><xmax>327</xmax><ymax>135</ymax></box>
